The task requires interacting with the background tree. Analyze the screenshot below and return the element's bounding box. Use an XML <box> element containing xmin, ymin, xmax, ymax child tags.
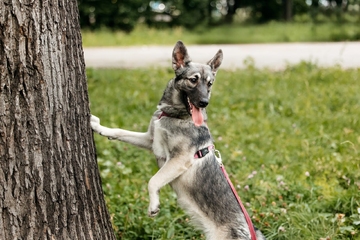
<box><xmin>283</xmin><ymin>0</ymin><xmax>293</xmax><ymax>21</ymax></box>
<box><xmin>77</xmin><ymin>0</ymin><xmax>360</xmax><ymax>30</ymax></box>
<box><xmin>78</xmin><ymin>0</ymin><xmax>144</xmax><ymax>32</ymax></box>
<box><xmin>0</xmin><ymin>0</ymin><xmax>115</xmax><ymax>239</ymax></box>
<box><xmin>174</xmin><ymin>0</ymin><xmax>213</xmax><ymax>28</ymax></box>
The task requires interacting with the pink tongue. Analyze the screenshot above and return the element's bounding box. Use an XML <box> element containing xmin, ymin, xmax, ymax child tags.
<box><xmin>191</xmin><ymin>105</ymin><xmax>204</xmax><ymax>126</ymax></box>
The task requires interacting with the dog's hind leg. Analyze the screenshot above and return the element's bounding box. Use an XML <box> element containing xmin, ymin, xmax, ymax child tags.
<box><xmin>147</xmin><ymin>155</ymin><xmax>193</xmax><ymax>217</ymax></box>
<box><xmin>90</xmin><ymin>115</ymin><xmax>153</xmax><ymax>150</ymax></box>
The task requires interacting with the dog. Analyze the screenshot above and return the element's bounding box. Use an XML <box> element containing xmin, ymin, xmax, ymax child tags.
<box><xmin>90</xmin><ymin>41</ymin><xmax>266</xmax><ymax>240</ymax></box>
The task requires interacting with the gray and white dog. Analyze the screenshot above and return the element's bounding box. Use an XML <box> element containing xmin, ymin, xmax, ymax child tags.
<box><xmin>91</xmin><ymin>41</ymin><xmax>266</xmax><ymax>240</ymax></box>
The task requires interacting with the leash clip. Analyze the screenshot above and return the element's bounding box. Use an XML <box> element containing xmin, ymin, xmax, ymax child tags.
<box><xmin>214</xmin><ymin>149</ymin><xmax>222</xmax><ymax>165</ymax></box>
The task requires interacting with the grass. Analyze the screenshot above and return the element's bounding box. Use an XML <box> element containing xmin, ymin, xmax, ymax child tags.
<box><xmin>87</xmin><ymin>62</ymin><xmax>360</xmax><ymax>239</ymax></box>
<box><xmin>82</xmin><ymin>22</ymin><xmax>360</xmax><ymax>47</ymax></box>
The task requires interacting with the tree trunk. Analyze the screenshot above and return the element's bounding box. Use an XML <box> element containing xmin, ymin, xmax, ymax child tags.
<box><xmin>0</xmin><ymin>0</ymin><xmax>115</xmax><ymax>239</ymax></box>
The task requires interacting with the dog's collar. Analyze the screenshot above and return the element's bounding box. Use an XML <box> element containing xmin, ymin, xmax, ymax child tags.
<box><xmin>158</xmin><ymin>111</ymin><xmax>169</xmax><ymax>119</ymax></box>
<box><xmin>194</xmin><ymin>145</ymin><xmax>215</xmax><ymax>159</ymax></box>
<box><xmin>158</xmin><ymin>111</ymin><xmax>188</xmax><ymax>119</ymax></box>
<box><xmin>159</xmin><ymin>110</ymin><xmax>207</xmax><ymax>124</ymax></box>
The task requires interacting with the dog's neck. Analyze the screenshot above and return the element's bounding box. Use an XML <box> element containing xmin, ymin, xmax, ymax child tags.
<box><xmin>157</xmin><ymin>79</ymin><xmax>189</xmax><ymax>118</ymax></box>
<box><xmin>157</xmin><ymin>79</ymin><xmax>207</xmax><ymax>121</ymax></box>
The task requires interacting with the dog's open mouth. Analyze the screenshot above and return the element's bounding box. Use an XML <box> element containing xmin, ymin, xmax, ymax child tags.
<box><xmin>188</xmin><ymin>97</ymin><xmax>204</xmax><ymax>126</ymax></box>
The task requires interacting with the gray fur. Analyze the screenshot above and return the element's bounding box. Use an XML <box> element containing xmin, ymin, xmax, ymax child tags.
<box><xmin>90</xmin><ymin>41</ymin><xmax>266</xmax><ymax>240</ymax></box>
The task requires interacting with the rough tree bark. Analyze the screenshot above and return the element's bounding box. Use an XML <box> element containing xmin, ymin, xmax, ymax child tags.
<box><xmin>0</xmin><ymin>0</ymin><xmax>116</xmax><ymax>239</ymax></box>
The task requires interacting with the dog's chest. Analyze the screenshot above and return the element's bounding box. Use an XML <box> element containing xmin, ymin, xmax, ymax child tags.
<box><xmin>151</xmin><ymin>118</ymin><xmax>212</xmax><ymax>167</ymax></box>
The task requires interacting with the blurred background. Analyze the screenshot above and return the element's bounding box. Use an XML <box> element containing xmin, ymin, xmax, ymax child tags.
<box><xmin>78</xmin><ymin>0</ymin><xmax>360</xmax><ymax>46</ymax></box>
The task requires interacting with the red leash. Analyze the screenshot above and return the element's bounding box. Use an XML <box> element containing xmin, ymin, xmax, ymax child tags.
<box><xmin>220</xmin><ymin>164</ymin><xmax>257</xmax><ymax>240</ymax></box>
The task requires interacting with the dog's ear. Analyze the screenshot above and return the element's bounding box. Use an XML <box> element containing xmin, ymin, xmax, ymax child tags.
<box><xmin>172</xmin><ymin>41</ymin><xmax>191</xmax><ymax>71</ymax></box>
<box><xmin>207</xmin><ymin>49</ymin><xmax>223</xmax><ymax>75</ymax></box>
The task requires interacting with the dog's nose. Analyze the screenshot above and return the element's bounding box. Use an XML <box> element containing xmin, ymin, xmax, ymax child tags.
<box><xmin>199</xmin><ymin>100</ymin><xmax>209</xmax><ymax>108</ymax></box>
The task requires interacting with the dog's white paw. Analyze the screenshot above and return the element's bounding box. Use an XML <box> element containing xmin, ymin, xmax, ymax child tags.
<box><xmin>91</xmin><ymin>114</ymin><xmax>100</xmax><ymax>124</ymax></box>
<box><xmin>148</xmin><ymin>179</ymin><xmax>161</xmax><ymax>217</ymax></box>
<box><xmin>148</xmin><ymin>205</ymin><xmax>160</xmax><ymax>217</ymax></box>
<box><xmin>90</xmin><ymin>115</ymin><xmax>101</xmax><ymax>131</ymax></box>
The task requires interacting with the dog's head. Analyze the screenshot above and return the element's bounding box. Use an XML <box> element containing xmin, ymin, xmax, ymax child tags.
<box><xmin>172</xmin><ymin>41</ymin><xmax>223</xmax><ymax>126</ymax></box>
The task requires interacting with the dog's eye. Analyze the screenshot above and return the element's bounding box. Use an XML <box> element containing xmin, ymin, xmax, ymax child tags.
<box><xmin>188</xmin><ymin>77</ymin><xmax>198</xmax><ymax>84</ymax></box>
<box><xmin>208</xmin><ymin>81</ymin><xmax>213</xmax><ymax>87</ymax></box>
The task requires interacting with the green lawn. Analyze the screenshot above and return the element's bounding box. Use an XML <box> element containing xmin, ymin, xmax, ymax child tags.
<box><xmin>82</xmin><ymin>22</ymin><xmax>360</xmax><ymax>47</ymax></box>
<box><xmin>87</xmin><ymin>63</ymin><xmax>360</xmax><ymax>239</ymax></box>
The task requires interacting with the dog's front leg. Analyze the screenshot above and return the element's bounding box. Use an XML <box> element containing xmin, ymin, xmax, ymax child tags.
<box><xmin>90</xmin><ymin>115</ymin><xmax>153</xmax><ymax>150</ymax></box>
<box><xmin>147</xmin><ymin>156</ymin><xmax>192</xmax><ymax>217</ymax></box>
